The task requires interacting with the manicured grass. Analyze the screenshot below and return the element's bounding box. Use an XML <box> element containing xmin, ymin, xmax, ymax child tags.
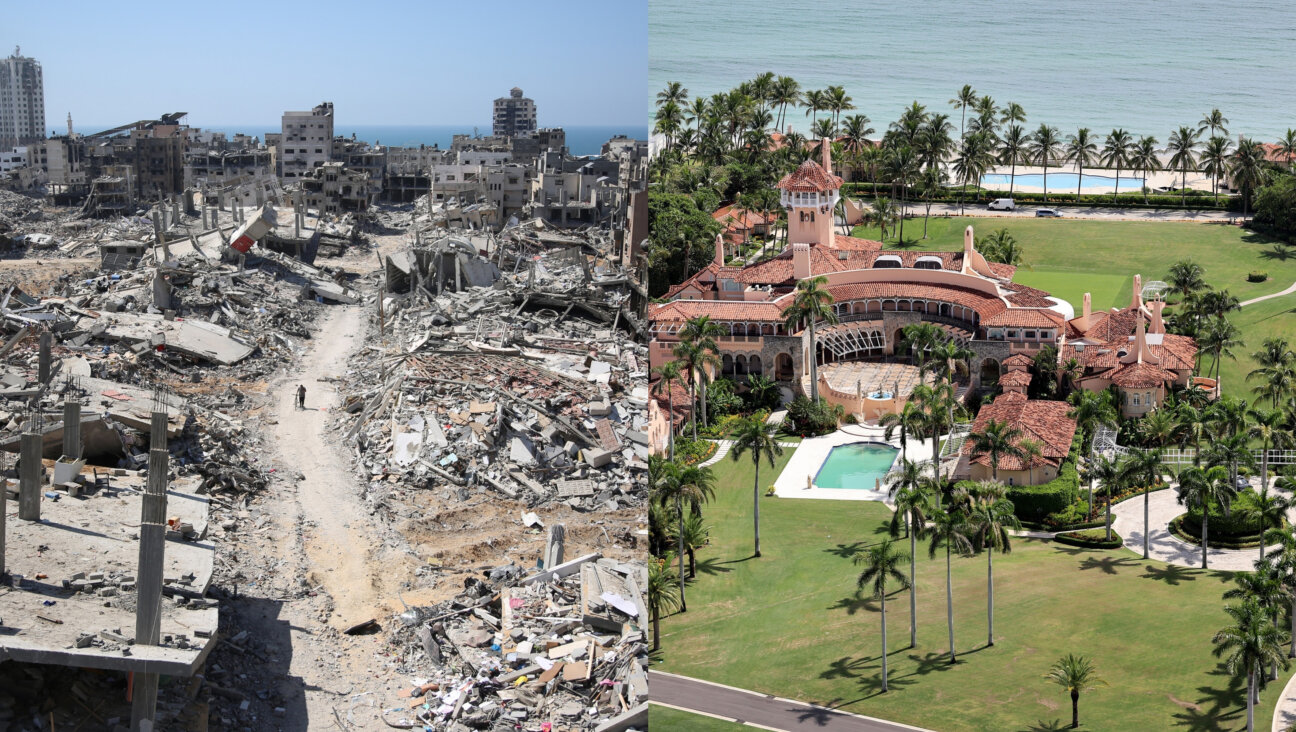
<box><xmin>657</xmin><ymin>449</ymin><xmax>1294</xmax><ymax>731</ymax></box>
<box><xmin>1218</xmin><ymin>295</ymin><xmax>1296</xmax><ymax>400</ymax></box>
<box><xmin>649</xmin><ymin>705</ymin><xmax>747</xmax><ymax>731</ymax></box>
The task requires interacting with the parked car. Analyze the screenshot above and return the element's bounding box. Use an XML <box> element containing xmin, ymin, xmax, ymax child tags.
<box><xmin>1035</xmin><ymin>208</ymin><xmax>1062</xmax><ymax>218</ymax></box>
<box><xmin>988</xmin><ymin>198</ymin><xmax>1016</xmax><ymax>211</ymax></box>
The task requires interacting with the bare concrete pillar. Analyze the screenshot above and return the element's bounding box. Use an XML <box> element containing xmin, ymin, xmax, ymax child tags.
<box><xmin>545</xmin><ymin>524</ymin><xmax>565</xmax><ymax>569</ymax></box>
<box><xmin>63</xmin><ymin>400</ymin><xmax>81</xmax><ymax>460</ymax></box>
<box><xmin>38</xmin><ymin>331</ymin><xmax>52</xmax><ymax>385</ymax></box>
<box><xmin>131</xmin><ymin>404</ymin><xmax>169</xmax><ymax>729</ymax></box>
<box><xmin>201</xmin><ymin>205</ymin><xmax>208</xmax><ymax>229</ymax></box>
<box><xmin>18</xmin><ymin>414</ymin><xmax>41</xmax><ymax>521</ymax></box>
<box><xmin>1</xmin><ymin>453</ymin><xmax>8</xmax><ymax>577</ymax></box>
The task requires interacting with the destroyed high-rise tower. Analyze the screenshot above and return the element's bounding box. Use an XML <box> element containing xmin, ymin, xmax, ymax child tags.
<box><xmin>0</xmin><ymin>46</ymin><xmax>45</xmax><ymax>150</ymax></box>
<box><xmin>492</xmin><ymin>87</ymin><xmax>536</xmax><ymax>137</ymax></box>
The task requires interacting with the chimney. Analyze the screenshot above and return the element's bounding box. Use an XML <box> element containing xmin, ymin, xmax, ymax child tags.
<box><xmin>821</xmin><ymin>136</ymin><xmax>831</xmax><ymax>173</ymax></box>
<box><xmin>961</xmin><ymin>225</ymin><xmax>975</xmax><ymax>273</ymax></box>
<box><xmin>1130</xmin><ymin>273</ymin><xmax>1143</xmax><ymax>311</ymax></box>
<box><xmin>714</xmin><ymin>233</ymin><xmax>725</xmax><ymax>267</ymax></box>
<box><xmin>1082</xmin><ymin>292</ymin><xmax>1091</xmax><ymax>320</ymax></box>
<box><xmin>1149</xmin><ymin>299</ymin><xmax>1166</xmax><ymax>334</ymax></box>
<box><xmin>1120</xmin><ymin>312</ymin><xmax>1160</xmax><ymax>365</ymax></box>
<box><xmin>793</xmin><ymin>241</ymin><xmax>811</xmax><ymax>281</ymax></box>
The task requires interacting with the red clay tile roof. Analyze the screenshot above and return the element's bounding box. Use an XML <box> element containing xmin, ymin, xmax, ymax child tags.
<box><xmin>775</xmin><ymin>159</ymin><xmax>843</xmax><ymax>193</ymax></box>
<box><xmin>821</xmin><ymin>281</ymin><xmax>1010</xmax><ymax>322</ymax></box>
<box><xmin>1107</xmin><ymin>360</ymin><xmax>1177</xmax><ymax>388</ymax></box>
<box><xmin>713</xmin><ymin>205</ymin><xmax>774</xmax><ymax>230</ymax></box>
<box><xmin>831</xmin><ymin>235</ymin><xmax>885</xmax><ymax>251</ymax></box>
<box><xmin>999</xmin><ymin>370</ymin><xmax>1033</xmax><ymax>387</ymax></box>
<box><xmin>983</xmin><ymin>308</ymin><xmax>1065</xmax><ymax>328</ymax></box>
<box><xmin>1002</xmin><ymin>353</ymin><xmax>1035</xmax><ymax>369</ymax></box>
<box><xmin>649</xmin><ymin>299</ymin><xmax>786</xmax><ymax>323</ymax></box>
<box><xmin>963</xmin><ymin>391</ymin><xmax>1077</xmax><ymax>472</ymax></box>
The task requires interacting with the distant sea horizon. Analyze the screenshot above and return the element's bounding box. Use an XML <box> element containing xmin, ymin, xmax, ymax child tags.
<box><xmin>76</xmin><ymin>124</ymin><xmax>648</xmax><ymax>157</ymax></box>
<box><xmin>650</xmin><ymin>0</ymin><xmax>1296</xmax><ymax>142</ymax></box>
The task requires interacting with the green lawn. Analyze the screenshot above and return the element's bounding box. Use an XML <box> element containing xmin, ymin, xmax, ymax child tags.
<box><xmin>649</xmin><ymin>705</ymin><xmax>748</xmax><ymax>731</ymax></box>
<box><xmin>657</xmin><ymin>449</ymin><xmax>1295</xmax><ymax>731</ymax></box>
<box><xmin>849</xmin><ymin>216</ymin><xmax>1296</xmax><ymax>397</ymax></box>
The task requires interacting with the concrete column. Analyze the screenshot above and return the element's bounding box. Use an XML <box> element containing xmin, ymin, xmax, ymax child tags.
<box><xmin>38</xmin><ymin>331</ymin><xmax>52</xmax><ymax>386</ymax></box>
<box><xmin>19</xmin><ymin>421</ymin><xmax>41</xmax><ymax>521</ymax></box>
<box><xmin>131</xmin><ymin>407</ymin><xmax>169</xmax><ymax>729</ymax></box>
<box><xmin>545</xmin><ymin>524</ymin><xmax>565</xmax><ymax>569</ymax></box>
<box><xmin>202</xmin><ymin>205</ymin><xmax>208</xmax><ymax>229</ymax></box>
<box><xmin>171</xmin><ymin>197</ymin><xmax>180</xmax><ymax>225</ymax></box>
<box><xmin>63</xmin><ymin>400</ymin><xmax>81</xmax><ymax>460</ymax></box>
<box><xmin>1</xmin><ymin>455</ymin><xmax>7</xmax><ymax>577</ymax></box>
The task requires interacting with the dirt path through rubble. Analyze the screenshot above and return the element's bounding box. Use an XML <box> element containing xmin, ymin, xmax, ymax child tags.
<box><xmin>269</xmin><ymin>303</ymin><xmax>387</xmax><ymax>628</ymax></box>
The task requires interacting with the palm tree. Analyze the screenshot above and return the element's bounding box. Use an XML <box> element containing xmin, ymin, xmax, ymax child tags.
<box><xmin>679</xmin><ymin>315</ymin><xmax>724</xmax><ymax>430</ymax></box>
<box><xmin>888</xmin><ymin>468</ymin><xmax>936</xmax><ymax>648</ymax></box>
<box><xmin>771</xmin><ymin>76</ymin><xmax>802</xmax><ymax>132</ymax></box>
<box><xmin>1166</xmin><ymin>259</ymin><xmax>1205</xmax><ymax>304</ymax></box>
<box><xmin>1279</xmin><ymin>128</ymin><xmax>1296</xmax><ymax>173</ymax></box>
<box><xmin>968</xmin><ymin>419</ymin><xmax>1026</xmax><ymax>482</ymax></box>
<box><xmin>899</xmin><ymin>321</ymin><xmax>947</xmax><ymax>373</ymax></box>
<box><xmin>888</xmin><ymin>145</ymin><xmax>920</xmax><ymax>244</ymax></box>
<box><xmin>1167</xmin><ymin>125</ymin><xmax>1202</xmax><ymax>206</ymax></box>
<box><xmin>953</xmin><ymin>131</ymin><xmax>995</xmax><ymax>212</ymax></box>
<box><xmin>1028</xmin><ymin>124</ymin><xmax>1062</xmax><ymax>202</ymax></box>
<box><xmin>1213</xmin><ymin>599</ymin><xmax>1288</xmax><ymax>732</ymax></box>
<box><xmin>1045</xmin><ymin>654</ymin><xmax>1107</xmax><ymax>729</ymax></box>
<box><xmin>1232</xmin><ymin>137</ymin><xmax>1268</xmax><ymax>219</ymax></box>
<box><xmin>1099</xmin><ymin>128</ymin><xmax>1132</xmax><ymax>204</ymax></box>
<box><xmin>654</xmin><ymin>461</ymin><xmax>716</xmax><ymax>611</ymax></box>
<box><xmin>673</xmin><ymin>509</ymin><xmax>711</xmax><ymax>578</ymax></box>
<box><xmin>928</xmin><ymin>507</ymin><xmax>973</xmax><ymax>664</ymax></box>
<box><xmin>1018</xmin><ymin>438</ymin><xmax>1045</xmax><ymax>485</ymax></box>
<box><xmin>1199</xmin><ymin>108</ymin><xmax>1230</xmax><ymax>139</ymax></box>
<box><xmin>1087</xmin><ymin>454</ymin><xmax>1124</xmax><ymax>541</ymax></box>
<box><xmin>783</xmin><ymin>276</ymin><xmax>837</xmax><ymax>402</ymax></box>
<box><xmin>913</xmin><ymin>382</ymin><xmax>957</xmax><ymax>480</ymax></box>
<box><xmin>949</xmin><ymin>84</ymin><xmax>978</xmax><ymax>147</ymax></box>
<box><xmin>880</xmin><ymin>402</ymin><xmax>925</xmax><ymax>462</ymax></box>
<box><xmin>648</xmin><ymin>555</ymin><xmax>681</xmax><ymax>652</ymax></box>
<box><xmin>969</xmin><ymin>485</ymin><xmax>1019</xmax><ymax>646</ymax></box>
<box><xmin>1247</xmin><ymin>407</ymin><xmax>1290</xmax><ymax>491</ymax></box>
<box><xmin>1177</xmin><ymin>464</ymin><xmax>1236</xmax><ymax>568</ymax></box>
<box><xmin>855</xmin><ymin>539</ymin><xmax>911</xmax><ymax>692</ymax></box>
<box><xmin>652</xmin><ymin>361</ymin><xmax>683</xmax><ymax>459</ymax></box>
<box><xmin>729</xmin><ymin>416</ymin><xmax>784</xmax><ymax>559</ymax></box>
<box><xmin>1130</xmin><ymin>135</ymin><xmax>1161</xmax><ymax>205</ymax></box>
<box><xmin>1119</xmin><ymin>448</ymin><xmax>1162</xmax><ymax>559</ymax></box>
<box><xmin>1247</xmin><ymin>338</ymin><xmax>1296</xmax><ymax>409</ymax></box>
<box><xmin>1064</xmin><ymin>128</ymin><xmax>1098</xmax><ymax>201</ymax></box>
<box><xmin>841</xmin><ymin>114</ymin><xmax>875</xmax><ymax>156</ymax></box>
<box><xmin>1227</xmin><ymin>559</ymin><xmax>1288</xmax><ymax>682</ymax></box>
<box><xmin>656</xmin><ymin>82</ymin><xmax>688</xmax><ymax>110</ymax></box>
<box><xmin>999</xmin><ymin>125</ymin><xmax>1029</xmax><ymax>197</ymax></box>
<box><xmin>804</xmin><ymin>89</ymin><xmax>827</xmax><ymax>129</ymax></box>
<box><xmin>825</xmin><ymin>85</ymin><xmax>854</xmax><ymax>133</ymax></box>
<box><xmin>1000</xmin><ymin>101</ymin><xmax>1026</xmax><ymax>128</ymax></box>
<box><xmin>1201</xmin><ymin>136</ymin><xmax>1234</xmax><ymax>204</ymax></box>
<box><xmin>1265</xmin><ymin>523</ymin><xmax>1296</xmax><ymax>657</ymax></box>
<box><xmin>1242</xmin><ymin>485</ymin><xmax>1291</xmax><ymax>562</ymax></box>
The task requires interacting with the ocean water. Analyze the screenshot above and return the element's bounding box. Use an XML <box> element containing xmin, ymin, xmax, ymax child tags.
<box><xmin>649</xmin><ymin>0</ymin><xmax>1296</xmax><ymax>141</ymax></box>
<box><xmin>91</xmin><ymin>124</ymin><xmax>647</xmax><ymax>157</ymax></box>
<box><xmin>981</xmin><ymin>172</ymin><xmax>1145</xmax><ymax>192</ymax></box>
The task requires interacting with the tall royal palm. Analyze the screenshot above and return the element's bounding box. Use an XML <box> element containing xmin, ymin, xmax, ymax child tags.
<box><xmin>783</xmin><ymin>276</ymin><xmax>837</xmax><ymax>402</ymax></box>
<box><xmin>1201</xmin><ymin>136</ymin><xmax>1234</xmax><ymax>204</ymax></box>
<box><xmin>949</xmin><ymin>84</ymin><xmax>978</xmax><ymax>147</ymax></box>
<box><xmin>1167</xmin><ymin>259</ymin><xmax>1205</xmax><ymax>305</ymax></box>
<box><xmin>1231</xmin><ymin>137</ymin><xmax>1268</xmax><ymax>219</ymax></box>
<box><xmin>928</xmin><ymin>507</ymin><xmax>973</xmax><ymax>664</ymax></box>
<box><xmin>730</xmin><ymin>415</ymin><xmax>784</xmax><ymax>559</ymax></box>
<box><xmin>679</xmin><ymin>315</ymin><xmax>724</xmax><ymax>430</ymax></box>
<box><xmin>968</xmin><ymin>484</ymin><xmax>1019</xmax><ymax>646</ymax></box>
<box><xmin>771</xmin><ymin>76</ymin><xmax>802</xmax><ymax>132</ymax></box>
<box><xmin>1065</xmin><ymin>128</ymin><xmax>1098</xmax><ymax>201</ymax></box>
<box><xmin>825</xmin><ymin>85</ymin><xmax>854</xmax><ymax>133</ymax></box>
<box><xmin>1247</xmin><ymin>407</ymin><xmax>1290</xmax><ymax>491</ymax></box>
<box><xmin>1199</xmin><ymin>108</ymin><xmax>1230</xmax><ymax>140</ymax></box>
<box><xmin>855</xmin><ymin>539</ymin><xmax>911</xmax><ymax>692</ymax></box>
<box><xmin>1177</xmin><ymin>464</ymin><xmax>1235</xmax><ymax>569</ymax></box>
<box><xmin>1280</xmin><ymin>129</ymin><xmax>1296</xmax><ymax>173</ymax></box>
<box><xmin>1119</xmin><ymin>448</ymin><xmax>1162</xmax><ymax>559</ymax></box>
<box><xmin>880</xmin><ymin>401</ymin><xmax>925</xmax><ymax>462</ymax></box>
<box><xmin>999</xmin><ymin>125</ymin><xmax>1029</xmax><ymax>197</ymax></box>
<box><xmin>1099</xmin><ymin>129</ymin><xmax>1132</xmax><ymax>204</ymax></box>
<box><xmin>1167</xmin><ymin>125</ymin><xmax>1202</xmax><ymax>207</ymax></box>
<box><xmin>1028</xmin><ymin>124</ymin><xmax>1062</xmax><ymax>202</ymax></box>
<box><xmin>888</xmin><ymin>465</ymin><xmax>936</xmax><ymax>648</ymax></box>
<box><xmin>969</xmin><ymin>419</ymin><xmax>1026</xmax><ymax>482</ymax></box>
<box><xmin>1247</xmin><ymin>338</ymin><xmax>1296</xmax><ymax>409</ymax></box>
<box><xmin>651</xmin><ymin>360</ymin><xmax>683</xmax><ymax>459</ymax></box>
<box><xmin>1087</xmin><ymin>454</ymin><xmax>1124</xmax><ymax>541</ymax></box>
<box><xmin>656</xmin><ymin>81</ymin><xmax>688</xmax><ymax>110</ymax></box>
<box><xmin>1213</xmin><ymin>599</ymin><xmax>1288</xmax><ymax>732</ymax></box>
<box><xmin>1130</xmin><ymin>135</ymin><xmax>1161</xmax><ymax>205</ymax></box>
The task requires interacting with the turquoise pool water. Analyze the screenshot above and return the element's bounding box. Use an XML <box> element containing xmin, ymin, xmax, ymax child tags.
<box><xmin>814</xmin><ymin>443</ymin><xmax>901</xmax><ymax>490</ymax></box>
<box><xmin>980</xmin><ymin>172</ymin><xmax>1145</xmax><ymax>192</ymax></box>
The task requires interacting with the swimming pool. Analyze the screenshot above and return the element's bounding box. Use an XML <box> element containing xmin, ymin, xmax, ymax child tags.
<box><xmin>814</xmin><ymin>442</ymin><xmax>901</xmax><ymax>490</ymax></box>
<box><xmin>980</xmin><ymin>172</ymin><xmax>1145</xmax><ymax>192</ymax></box>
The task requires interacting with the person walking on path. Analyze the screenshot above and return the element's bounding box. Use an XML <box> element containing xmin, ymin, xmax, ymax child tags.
<box><xmin>296</xmin><ymin>384</ymin><xmax>306</xmax><ymax>410</ymax></box>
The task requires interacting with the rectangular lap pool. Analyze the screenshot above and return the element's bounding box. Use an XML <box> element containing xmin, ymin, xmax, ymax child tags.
<box><xmin>814</xmin><ymin>442</ymin><xmax>901</xmax><ymax>490</ymax></box>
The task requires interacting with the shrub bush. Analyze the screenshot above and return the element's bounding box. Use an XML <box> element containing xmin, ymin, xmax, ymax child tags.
<box><xmin>786</xmin><ymin>395</ymin><xmax>843</xmax><ymax>437</ymax></box>
<box><xmin>1248</xmin><ymin>271</ymin><xmax>1270</xmax><ymax>283</ymax></box>
<box><xmin>1169</xmin><ymin>514</ymin><xmax>1279</xmax><ymax>549</ymax></box>
<box><xmin>1003</xmin><ymin>462</ymin><xmax>1080</xmax><ymax>522</ymax></box>
<box><xmin>675</xmin><ymin>438</ymin><xmax>717</xmax><ymax>465</ymax></box>
<box><xmin>1054</xmin><ymin>529</ymin><xmax>1123</xmax><ymax>550</ymax></box>
<box><xmin>1182</xmin><ymin>489</ymin><xmax>1278</xmax><ymax>538</ymax></box>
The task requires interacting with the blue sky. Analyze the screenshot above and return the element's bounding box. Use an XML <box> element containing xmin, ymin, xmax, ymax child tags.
<box><xmin>3</xmin><ymin>0</ymin><xmax>646</xmax><ymax>132</ymax></box>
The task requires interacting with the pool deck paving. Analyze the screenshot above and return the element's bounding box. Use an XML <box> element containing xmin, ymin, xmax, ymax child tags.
<box><xmin>771</xmin><ymin>424</ymin><xmax>937</xmax><ymax>501</ymax></box>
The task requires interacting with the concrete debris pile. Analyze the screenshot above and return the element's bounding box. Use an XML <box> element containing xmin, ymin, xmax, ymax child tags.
<box><xmin>382</xmin><ymin>553</ymin><xmax>648</xmax><ymax>731</ymax></box>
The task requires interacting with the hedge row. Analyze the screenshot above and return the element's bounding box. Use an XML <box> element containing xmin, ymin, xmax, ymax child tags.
<box><xmin>1169</xmin><ymin>514</ymin><xmax>1266</xmax><ymax>550</ymax></box>
<box><xmin>1054</xmin><ymin>529</ymin><xmax>1124</xmax><ymax>550</ymax></box>
<box><xmin>1183</xmin><ymin>490</ymin><xmax>1278</xmax><ymax>537</ymax></box>
<box><xmin>841</xmin><ymin>183</ymin><xmax>1242</xmax><ymax>211</ymax></box>
<box><xmin>960</xmin><ymin>461</ymin><xmax>1081</xmax><ymax>523</ymax></box>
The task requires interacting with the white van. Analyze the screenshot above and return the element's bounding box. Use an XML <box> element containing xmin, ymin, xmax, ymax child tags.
<box><xmin>988</xmin><ymin>198</ymin><xmax>1016</xmax><ymax>211</ymax></box>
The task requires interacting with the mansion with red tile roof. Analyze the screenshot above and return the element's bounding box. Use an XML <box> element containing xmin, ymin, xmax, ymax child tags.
<box><xmin>648</xmin><ymin>143</ymin><xmax>1213</xmax><ymax>422</ymax></box>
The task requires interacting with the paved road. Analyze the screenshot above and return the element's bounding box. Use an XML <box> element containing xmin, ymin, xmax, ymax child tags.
<box><xmin>649</xmin><ymin>671</ymin><xmax>931</xmax><ymax>732</ymax></box>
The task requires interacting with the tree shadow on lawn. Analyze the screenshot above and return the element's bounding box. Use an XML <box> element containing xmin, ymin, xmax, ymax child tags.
<box><xmin>1259</xmin><ymin>244</ymin><xmax>1294</xmax><ymax>261</ymax></box>
<box><xmin>1167</xmin><ymin>662</ymin><xmax>1247</xmax><ymax>731</ymax></box>
<box><xmin>826</xmin><ymin>588</ymin><xmax>907</xmax><ymax>617</ymax></box>
<box><xmin>1140</xmin><ymin>563</ymin><xmax>1200</xmax><ymax>585</ymax></box>
<box><xmin>1050</xmin><ymin>545</ymin><xmax>1089</xmax><ymax>557</ymax></box>
<box><xmin>1023</xmin><ymin>720</ymin><xmax>1069</xmax><ymax>732</ymax></box>
<box><xmin>1077</xmin><ymin>555</ymin><xmax>1141</xmax><ymax>575</ymax></box>
<box><xmin>691</xmin><ymin>556</ymin><xmax>736</xmax><ymax>577</ymax></box>
<box><xmin>824</xmin><ymin>540</ymin><xmax>886</xmax><ymax>560</ymax></box>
